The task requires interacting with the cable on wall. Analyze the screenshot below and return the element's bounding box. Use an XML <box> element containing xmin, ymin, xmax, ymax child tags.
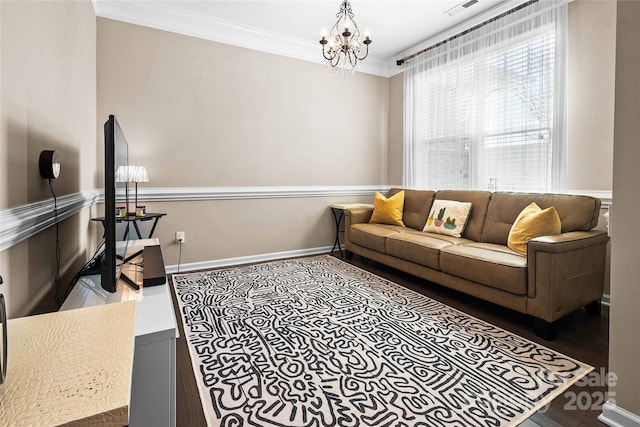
<box><xmin>48</xmin><ymin>179</ymin><xmax>62</xmax><ymax>307</ymax></box>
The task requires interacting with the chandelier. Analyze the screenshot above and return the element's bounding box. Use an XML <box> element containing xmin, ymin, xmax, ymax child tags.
<box><xmin>319</xmin><ymin>0</ymin><xmax>372</xmax><ymax>70</ymax></box>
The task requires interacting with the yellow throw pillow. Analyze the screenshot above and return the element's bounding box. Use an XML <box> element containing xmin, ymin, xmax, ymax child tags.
<box><xmin>508</xmin><ymin>202</ymin><xmax>561</xmax><ymax>255</ymax></box>
<box><xmin>369</xmin><ymin>191</ymin><xmax>405</xmax><ymax>226</ymax></box>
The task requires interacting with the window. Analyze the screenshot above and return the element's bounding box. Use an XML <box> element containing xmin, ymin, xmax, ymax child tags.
<box><xmin>404</xmin><ymin>0</ymin><xmax>567</xmax><ymax>192</ymax></box>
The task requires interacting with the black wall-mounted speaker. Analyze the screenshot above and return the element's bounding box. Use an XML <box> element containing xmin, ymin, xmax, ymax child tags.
<box><xmin>39</xmin><ymin>150</ymin><xmax>60</xmax><ymax>180</ymax></box>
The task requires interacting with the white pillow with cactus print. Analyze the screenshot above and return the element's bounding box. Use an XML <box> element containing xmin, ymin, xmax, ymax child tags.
<box><xmin>423</xmin><ymin>200</ymin><xmax>472</xmax><ymax>237</ymax></box>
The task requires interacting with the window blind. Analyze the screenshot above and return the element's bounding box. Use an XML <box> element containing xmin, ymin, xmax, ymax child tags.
<box><xmin>403</xmin><ymin>0</ymin><xmax>567</xmax><ymax>192</ymax></box>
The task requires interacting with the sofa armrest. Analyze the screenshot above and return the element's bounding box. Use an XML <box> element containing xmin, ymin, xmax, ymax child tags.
<box><xmin>344</xmin><ymin>207</ymin><xmax>374</xmax><ymax>225</ymax></box>
<box><xmin>344</xmin><ymin>207</ymin><xmax>373</xmax><ymax>251</ymax></box>
<box><xmin>528</xmin><ymin>230</ymin><xmax>609</xmax><ymax>254</ymax></box>
<box><xmin>527</xmin><ymin>230</ymin><xmax>609</xmax><ymax>322</ymax></box>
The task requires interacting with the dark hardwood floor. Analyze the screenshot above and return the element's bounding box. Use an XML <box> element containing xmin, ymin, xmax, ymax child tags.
<box><xmin>169</xmin><ymin>252</ymin><xmax>609</xmax><ymax>426</ymax></box>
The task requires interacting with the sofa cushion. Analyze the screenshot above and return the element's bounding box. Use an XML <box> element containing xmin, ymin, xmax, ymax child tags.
<box><xmin>508</xmin><ymin>202</ymin><xmax>561</xmax><ymax>254</ymax></box>
<box><xmin>350</xmin><ymin>223</ymin><xmax>404</xmax><ymax>254</ymax></box>
<box><xmin>434</xmin><ymin>190</ymin><xmax>492</xmax><ymax>242</ymax></box>
<box><xmin>388</xmin><ymin>188</ymin><xmax>435</xmax><ymax>230</ymax></box>
<box><xmin>423</xmin><ymin>200</ymin><xmax>472</xmax><ymax>237</ymax></box>
<box><xmin>440</xmin><ymin>243</ymin><xmax>528</xmax><ymax>295</ymax></box>
<box><xmin>482</xmin><ymin>192</ymin><xmax>601</xmax><ymax>246</ymax></box>
<box><xmin>370</xmin><ymin>191</ymin><xmax>405</xmax><ymax>226</ymax></box>
<box><xmin>386</xmin><ymin>231</ymin><xmax>473</xmax><ymax>270</ymax></box>
<box><xmin>401</xmin><ymin>229</ymin><xmax>474</xmax><ymax>245</ymax></box>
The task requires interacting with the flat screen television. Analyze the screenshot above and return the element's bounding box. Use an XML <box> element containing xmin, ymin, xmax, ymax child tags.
<box><xmin>101</xmin><ymin>114</ymin><xmax>132</xmax><ymax>292</ymax></box>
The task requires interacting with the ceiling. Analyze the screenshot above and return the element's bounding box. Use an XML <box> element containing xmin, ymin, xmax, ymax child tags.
<box><xmin>95</xmin><ymin>0</ymin><xmax>523</xmax><ymax>76</ymax></box>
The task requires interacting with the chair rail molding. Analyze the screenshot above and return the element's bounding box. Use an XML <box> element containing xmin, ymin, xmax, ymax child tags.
<box><xmin>0</xmin><ymin>186</ymin><xmax>389</xmax><ymax>252</ymax></box>
<box><xmin>1</xmin><ymin>186</ymin><xmax>611</xmax><ymax>253</ymax></box>
<box><xmin>0</xmin><ymin>190</ymin><xmax>100</xmax><ymax>252</ymax></box>
<box><xmin>117</xmin><ymin>185</ymin><xmax>393</xmax><ymax>203</ymax></box>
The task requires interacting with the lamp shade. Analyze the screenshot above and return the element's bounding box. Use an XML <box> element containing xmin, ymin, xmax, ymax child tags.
<box><xmin>130</xmin><ymin>166</ymin><xmax>149</xmax><ymax>184</ymax></box>
<box><xmin>115</xmin><ymin>165</ymin><xmax>131</xmax><ymax>183</ymax></box>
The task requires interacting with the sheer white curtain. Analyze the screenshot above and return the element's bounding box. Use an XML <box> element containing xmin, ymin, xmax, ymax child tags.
<box><xmin>403</xmin><ymin>0</ymin><xmax>568</xmax><ymax>192</ymax></box>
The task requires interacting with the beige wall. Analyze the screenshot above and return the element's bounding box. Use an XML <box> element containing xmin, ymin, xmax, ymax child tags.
<box><xmin>386</xmin><ymin>0</ymin><xmax>617</xmax><ymax>194</ymax></box>
<box><xmin>609</xmin><ymin>0</ymin><xmax>640</xmax><ymax>417</ymax></box>
<box><xmin>0</xmin><ymin>0</ymin><xmax>96</xmax><ymax>318</ymax></box>
<box><xmin>567</xmin><ymin>0</ymin><xmax>616</xmax><ymax>191</ymax></box>
<box><xmin>133</xmin><ymin>195</ymin><xmax>372</xmax><ymax>270</ymax></box>
<box><xmin>387</xmin><ymin>73</ymin><xmax>403</xmax><ymax>186</ymax></box>
<box><xmin>97</xmin><ymin>18</ymin><xmax>389</xmax><ymax>187</ymax></box>
<box><xmin>96</xmin><ymin>18</ymin><xmax>390</xmax><ymax>265</ymax></box>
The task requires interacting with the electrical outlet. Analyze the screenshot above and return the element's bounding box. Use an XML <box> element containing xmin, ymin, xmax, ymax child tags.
<box><xmin>176</xmin><ymin>231</ymin><xmax>185</xmax><ymax>244</ymax></box>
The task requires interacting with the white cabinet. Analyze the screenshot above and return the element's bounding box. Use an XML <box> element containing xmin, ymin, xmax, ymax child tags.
<box><xmin>60</xmin><ymin>239</ymin><xmax>178</xmax><ymax>427</ymax></box>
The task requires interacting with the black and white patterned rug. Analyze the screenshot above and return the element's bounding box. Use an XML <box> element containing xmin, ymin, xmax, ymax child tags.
<box><xmin>172</xmin><ymin>255</ymin><xmax>592</xmax><ymax>427</ymax></box>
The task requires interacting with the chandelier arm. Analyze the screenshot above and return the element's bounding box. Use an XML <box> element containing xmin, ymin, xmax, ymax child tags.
<box><xmin>322</xmin><ymin>45</ymin><xmax>337</xmax><ymax>61</ymax></box>
<box><xmin>348</xmin><ymin>51</ymin><xmax>358</xmax><ymax>67</ymax></box>
<box><xmin>331</xmin><ymin>51</ymin><xmax>342</xmax><ymax>68</ymax></box>
<box><xmin>355</xmin><ymin>44</ymin><xmax>370</xmax><ymax>61</ymax></box>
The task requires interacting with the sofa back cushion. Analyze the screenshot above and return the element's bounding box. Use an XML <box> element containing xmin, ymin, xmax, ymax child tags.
<box><xmin>434</xmin><ymin>190</ymin><xmax>492</xmax><ymax>242</ymax></box>
<box><xmin>482</xmin><ymin>192</ymin><xmax>601</xmax><ymax>245</ymax></box>
<box><xmin>388</xmin><ymin>188</ymin><xmax>435</xmax><ymax>230</ymax></box>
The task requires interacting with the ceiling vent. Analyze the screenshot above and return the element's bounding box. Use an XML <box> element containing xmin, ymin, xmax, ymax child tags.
<box><xmin>445</xmin><ymin>0</ymin><xmax>479</xmax><ymax>16</ymax></box>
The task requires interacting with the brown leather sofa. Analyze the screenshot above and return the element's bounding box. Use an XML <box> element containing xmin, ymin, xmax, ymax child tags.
<box><xmin>344</xmin><ymin>188</ymin><xmax>609</xmax><ymax>340</ymax></box>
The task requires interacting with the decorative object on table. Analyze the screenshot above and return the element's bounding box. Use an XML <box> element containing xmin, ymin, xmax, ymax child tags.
<box><xmin>319</xmin><ymin>0</ymin><xmax>372</xmax><ymax>71</ymax></box>
<box><xmin>115</xmin><ymin>165</ymin><xmax>132</xmax><ymax>214</ymax></box>
<box><xmin>115</xmin><ymin>165</ymin><xmax>148</xmax><ymax>215</ymax></box>
<box><xmin>116</xmin><ymin>206</ymin><xmax>126</xmax><ymax>218</ymax></box>
<box><xmin>173</xmin><ymin>255</ymin><xmax>592</xmax><ymax>427</ymax></box>
<box><xmin>135</xmin><ymin>206</ymin><xmax>146</xmax><ymax>217</ymax></box>
<box><xmin>129</xmin><ymin>165</ymin><xmax>149</xmax><ymax>215</ymax></box>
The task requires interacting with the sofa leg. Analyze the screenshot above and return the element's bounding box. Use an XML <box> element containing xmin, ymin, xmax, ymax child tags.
<box><xmin>533</xmin><ymin>318</ymin><xmax>558</xmax><ymax>341</ymax></box>
<box><xmin>344</xmin><ymin>250</ymin><xmax>353</xmax><ymax>260</ymax></box>
<box><xmin>585</xmin><ymin>299</ymin><xmax>602</xmax><ymax>315</ymax></box>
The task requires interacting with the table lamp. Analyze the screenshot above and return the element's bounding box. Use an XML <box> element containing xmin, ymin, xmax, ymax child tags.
<box><xmin>115</xmin><ymin>165</ymin><xmax>132</xmax><ymax>215</ymax></box>
<box><xmin>130</xmin><ymin>165</ymin><xmax>149</xmax><ymax>215</ymax></box>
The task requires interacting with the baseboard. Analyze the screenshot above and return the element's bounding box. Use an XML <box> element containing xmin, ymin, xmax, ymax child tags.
<box><xmin>599</xmin><ymin>401</ymin><xmax>640</xmax><ymax>427</ymax></box>
<box><xmin>166</xmin><ymin>245</ymin><xmax>336</xmax><ymax>274</ymax></box>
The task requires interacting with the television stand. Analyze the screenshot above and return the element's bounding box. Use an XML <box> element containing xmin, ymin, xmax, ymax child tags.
<box><xmin>60</xmin><ymin>238</ymin><xmax>178</xmax><ymax>427</ymax></box>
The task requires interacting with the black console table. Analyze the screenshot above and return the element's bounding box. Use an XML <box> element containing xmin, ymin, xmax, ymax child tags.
<box><xmin>92</xmin><ymin>213</ymin><xmax>167</xmax><ymax>240</ymax></box>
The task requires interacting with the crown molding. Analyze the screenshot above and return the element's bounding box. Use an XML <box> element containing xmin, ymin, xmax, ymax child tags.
<box><xmin>95</xmin><ymin>0</ymin><xmax>390</xmax><ymax>77</ymax></box>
